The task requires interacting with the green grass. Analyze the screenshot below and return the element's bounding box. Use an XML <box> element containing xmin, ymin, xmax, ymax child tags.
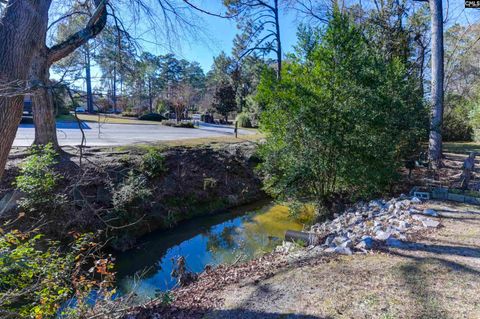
<box><xmin>55</xmin><ymin>113</ymin><xmax>162</xmax><ymax>125</ymax></box>
<box><xmin>55</xmin><ymin>114</ymin><xmax>76</xmax><ymax>122</ymax></box>
<box><xmin>115</xmin><ymin>134</ymin><xmax>264</xmax><ymax>153</ymax></box>
<box><xmin>443</xmin><ymin>141</ymin><xmax>480</xmax><ymax>155</ymax></box>
<box><xmin>76</xmin><ymin>113</ymin><xmax>162</xmax><ymax>125</ymax></box>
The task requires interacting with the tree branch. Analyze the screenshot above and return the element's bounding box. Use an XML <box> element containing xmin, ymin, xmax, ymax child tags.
<box><xmin>47</xmin><ymin>11</ymin><xmax>90</xmax><ymax>31</ymax></box>
<box><xmin>183</xmin><ymin>0</ymin><xmax>237</xmax><ymax>18</ymax></box>
<box><xmin>47</xmin><ymin>0</ymin><xmax>108</xmax><ymax>65</ymax></box>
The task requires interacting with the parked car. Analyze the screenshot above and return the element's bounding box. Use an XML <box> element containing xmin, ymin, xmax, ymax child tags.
<box><xmin>75</xmin><ymin>107</ymin><xmax>86</xmax><ymax>113</ymax></box>
<box><xmin>23</xmin><ymin>96</ymin><xmax>33</xmax><ymax>116</ymax></box>
<box><xmin>192</xmin><ymin>113</ymin><xmax>201</xmax><ymax>121</ymax></box>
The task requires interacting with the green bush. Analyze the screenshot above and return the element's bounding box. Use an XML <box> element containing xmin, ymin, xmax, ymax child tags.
<box><xmin>112</xmin><ymin>171</ymin><xmax>152</xmax><ymax>214</ymax></box>
<box><xmin>15</xmin><ymin>143</ymin><xmax>63</xmax><ymax>212</ymax></box>
<box><xmin>138</xmin><ymin>113</ymin><xmax>166</xmax><ymax>122</ymax></box>
<box><xmin>141</xmin><ymin>148</ymin><xmax>166</xmax><ymax>178</ymax></box>
<box><xmin>121</xmin><ymin>111</ymin><xmax>137</xmax><ymax>118</ymax></box>
<box><xmin>0</xmin><ymin>230</ymin><xmax>70</xmax><ymax>317</ymax></box>
<box><xmin>443</xmin><ymin>95</ymin><xmax>474</xmax><ymax>141</ymax></box>
<box><xmin>109</xmin><ymin>171</ymin><xmax>152</xmax><ymax>249</ymax></box>
<box><xmin>163</xmin><ymin>120</ymin><xmax>195</xmax><ymax>128</ymax></box>
<box><xmin>0</xmin><ymin>230</ymin><xmax>115</xmax><ymax>318</ymax></box>
<box><xmin>243</xmin><ymin>95</ymin><xmax>263</xmax><ymax>127</ymax></box>
<box><xmin>444</xmin><ymin>110</ymin><xmax>474</xmax><ymax>141</ymax></box>
<box><xmin>236</xmin><ymin>113</ymin><xmax>253</xmax><ymax>128</ymax></box>
<box><xmin>258</xmin><ymin>11</ymin><xmax>427</xmax><ymax>203</ymax></box>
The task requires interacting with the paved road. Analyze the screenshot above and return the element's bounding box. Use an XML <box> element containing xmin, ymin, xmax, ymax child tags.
<box><xmin>13</xmin><ymin>121</ymin><xmax>251</xmax><ymax>147</ymax></box>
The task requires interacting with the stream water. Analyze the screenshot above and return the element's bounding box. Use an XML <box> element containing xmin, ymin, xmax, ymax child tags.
<box><xmin>115</xmin><ymin>201</ymin><xmax>314</xmax><ymax>300</ymax></box>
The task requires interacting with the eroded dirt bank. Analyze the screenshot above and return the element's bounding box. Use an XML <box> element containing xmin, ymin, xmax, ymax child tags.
<box><xmin>0</xmin><ymin>141</ymin><xmax>265</xmax><ymax>250</ymax></box>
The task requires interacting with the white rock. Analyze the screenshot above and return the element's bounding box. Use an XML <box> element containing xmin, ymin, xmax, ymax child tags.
<box><xmin>412</xmin><ymin>214</ymin><xmax>426</xmax><ymax>221</ymax></box>
<box><xmin>324</xmin><ymin>235</ymin><xmax>335</xmax><ymax>246</ymax></box>
<box><xmin>411</xmin><ymin>196</ymin><xmax>422</xmax><ymax>204</ymax></box>
<box><xmin>334</xmin><ymin>246</ymin><xmax>353</xmax><ymax>255</ymax></box>
<box><xmin>395</xmin><ymin>200</ymin><xmax>411</xmax><ymax>210</ymax></box>
<box><xmin>340</xmin><ymin>239</ymin><xmax>353</xmax><ymax>248</ymax></box>
<box><xmin>333</xmin><ymin>236</ymin><xmax>349</xmax><ymax>246</ymax></box>
<box><xmin>409</xmin><ymin>208</ymin><xmax>421</xmax><ymax>214</ymax></box>
<box><xmin>397</xmin><ymin>220</ymin><xmax>410</xmax><ymax>231</ymax></box>
<box><xmin>387</xmin><ymin>204</ymin><xmax>395</xmax><ymax>213</ymax></box>
<box><xmin>375</xmin><ymin>231</ymin><xmax>392</xmax><ymax>241</ymax></box>
<box><xmin>422</xmin><ymin>219</ymin><xmax>440</xmax><ymax>228</ymax></box>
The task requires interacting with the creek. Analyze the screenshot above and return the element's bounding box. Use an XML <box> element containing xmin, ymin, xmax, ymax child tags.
<box><xmin>115</xmin><ymin>200</ymin><xmax>314</xmax><ymax>300</ymax></box>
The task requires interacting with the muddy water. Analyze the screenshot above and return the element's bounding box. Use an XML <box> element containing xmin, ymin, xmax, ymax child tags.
<box><xmin>115</xmin><ymin>201</ymin><xmax>314</xmax><ymax>300</ymax></box>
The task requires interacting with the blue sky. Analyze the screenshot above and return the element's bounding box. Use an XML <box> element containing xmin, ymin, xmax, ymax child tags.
<box><xmin>114</xmin><ymin>0</ymin><xmax>478</xmax><ymax>73</ymax></box>
<box><xmin>69</xmin><ymin>0</ymin><xmax>479</xmax><ymax>91</ymax></box>
<box><xmin>129</xmin><ymin>1</ymin><xmax>302</xmax><ymax>72</ymax></box>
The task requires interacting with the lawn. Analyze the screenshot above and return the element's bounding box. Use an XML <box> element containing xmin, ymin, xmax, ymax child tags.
<box><xmin>443</xmin><ymin>141</ymin><xmax>480</xmax><ymax>155</ymax></box>
<box><xmin>56</xmin><ymin>113</ymin><xmax>162</xmax><ymax>125</ymax></box>
<box><xmin>115</xmin><ymin>133</ymin><xmax>264</xmax><ymax>152</ymax></box>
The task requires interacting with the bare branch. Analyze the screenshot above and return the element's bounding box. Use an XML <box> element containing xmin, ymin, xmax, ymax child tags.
<box><xmin>47</xmin><ymin>0</ymin><xmax>108</xmax><ymax>65</ymax></box>
<box><xmin>182</xmin><ymin>0</ymin><xmax>237</xmax><ymax>18</ymax></box>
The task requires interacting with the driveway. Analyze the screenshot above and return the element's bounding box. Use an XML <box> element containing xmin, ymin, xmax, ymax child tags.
<box><xmin>13</xmin><ymin>121</ymin><xmax>252</xmax><ymax>147</ymax></box>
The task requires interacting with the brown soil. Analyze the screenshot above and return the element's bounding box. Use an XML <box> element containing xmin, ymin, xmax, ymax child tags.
<box><xmin>0</xmin><ymin>141</ymin><xmax>265</xmax><ymax>249</ymax></box>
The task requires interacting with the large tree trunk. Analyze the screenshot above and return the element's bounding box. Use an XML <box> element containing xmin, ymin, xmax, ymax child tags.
<box><xmin>31</xmin><ymin>0</ymin><xmax>108</xmax><ymax>147</ymax></box>
<box><xmin>31</xmin><ymin>47</ymin><xmax>59</xmax><ymax>148</ymax></box>
<box><xmin>0</xmin><ymin>0</ymin><xmax>52</xmax><ymax>180</ymax></box>
<box><xmin>428</xmin><ymin>0</ymin><xmax>444</xmax><ymax>167</ymax></box>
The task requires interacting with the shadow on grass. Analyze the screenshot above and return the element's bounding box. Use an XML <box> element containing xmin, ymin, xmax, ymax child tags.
<box><xmin>204</xmin><ymin>309</ymin><xmax>329</xmax><ymax>319</ymax></box>
<box><xmin>387</xmin><ymin>237</ymin><xmax>480</xmax><ymax>319</ymax></box>
<box><xmin>385</xmin><ymin>240</ymin><xmax>480</xmax><ymax>258</ymax></box>
<box><xmin>398</xmin><ymin>259</ymin><xmax>451</xmax><ymax>319</ymax></box>
<box><xmin>145</xmin><ymin>302</ymin><xmax>330</xmax><ymax>319</ymax></box>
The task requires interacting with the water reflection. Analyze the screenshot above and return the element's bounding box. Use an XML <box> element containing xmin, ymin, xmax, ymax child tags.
<box><xmin>115</xmin><ymin>202</ymin><xmax>313</xmax><ymax>300</ymax></box>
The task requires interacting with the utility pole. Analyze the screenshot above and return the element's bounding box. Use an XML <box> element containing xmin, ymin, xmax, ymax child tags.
<box><xmin>85</xmin><ymin>45</ymin><xmax>94</xmax><ymax>113</ymax></box>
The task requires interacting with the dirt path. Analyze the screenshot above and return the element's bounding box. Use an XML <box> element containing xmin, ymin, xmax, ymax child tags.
<box><xmin>200</xmin><ymin>201</ymin><xmax>480</xmax><ymax>319</ymax></box>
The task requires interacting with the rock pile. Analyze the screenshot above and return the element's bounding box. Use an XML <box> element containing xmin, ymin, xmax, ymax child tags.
<box><xmin>282</xmin><ymin>196</ymin><xmax>442</xmax><ymax>256</ymax></box>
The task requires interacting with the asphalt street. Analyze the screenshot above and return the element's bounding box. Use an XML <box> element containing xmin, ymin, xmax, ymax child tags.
<box><xmin>13</xmin><ymin>121</ymin><xmax>251</xmax><ymax>146</ymax></box>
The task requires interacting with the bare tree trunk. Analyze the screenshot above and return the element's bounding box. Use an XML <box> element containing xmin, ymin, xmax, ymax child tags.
<box><xmin>85</xmin><ymin>47</ymin><xmax>94</xmax><ymax>113</ymax></box>
<box><xmin>148</xmin><ymin>78</ymin><xmax>153</xmax><ymax>113</ymax></box>
<box><xmin>31</xmin><ymin>0</ymin><xmax>107</xmax><ymax>147</ymax></box>
<box><xmin>30</xmin><ymin>48</ymin><xmax>59</xmax><ymax>148</ymax></box>
<box><xmin>113</xmin><ymin>65</ymin><xmax>117</xmax><ymax>112</ymax></box>
<box><xmin>274</xmin><ymin>0</ymin><xmax>282</xmax><ymax>80</ymax></box>
<box><xmin>428</xmin><ymin>0</ymin><xmax>444</xmax><ymax>167</ymax></box>
<box><xmin>418</xmin><ymin>43</ymin><xmax>426</xmax><ymax>97</ymax></box>
<box><xmin>0</xmin><ymin>0</ymin><xmax>52</xmax><ymax>180</ymax></box>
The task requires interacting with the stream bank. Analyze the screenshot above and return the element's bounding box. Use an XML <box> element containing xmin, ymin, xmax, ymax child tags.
<box><xmin>0</xmin><ymin>140</ymin><xmax>265</xmax><ymax>251</ymax></box>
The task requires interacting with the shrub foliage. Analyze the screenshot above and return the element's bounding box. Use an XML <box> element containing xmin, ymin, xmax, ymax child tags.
<box><xmin>258</xmin><ymin>11</ymin><xmax>427</xmax><ymax>202</ymax></box>
<box><xmin>15</xmin><ymin>143</ymin><xmax>64</xmax><ymax>212</ymax></box>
